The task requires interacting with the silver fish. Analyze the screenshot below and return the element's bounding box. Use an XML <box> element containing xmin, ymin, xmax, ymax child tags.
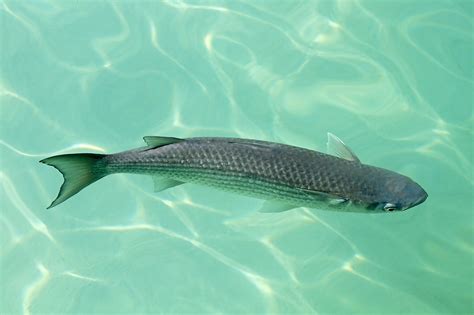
<box><xmin>40</xmin><ymin>133</ymin><xmax>428</xmax><ymax>212</ymax></box>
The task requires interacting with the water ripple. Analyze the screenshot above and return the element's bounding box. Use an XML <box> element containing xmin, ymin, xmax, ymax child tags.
<box><xmin>1</xmin><ymin>0</ymin><xmax>472</xmax><ymax>313</ymax></box>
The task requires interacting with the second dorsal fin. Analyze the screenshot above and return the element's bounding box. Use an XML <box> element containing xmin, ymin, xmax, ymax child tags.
<box><xmin>143</xmin><ymin>136</ymin><xmax>183</xmax><ymax>148</ymax></box>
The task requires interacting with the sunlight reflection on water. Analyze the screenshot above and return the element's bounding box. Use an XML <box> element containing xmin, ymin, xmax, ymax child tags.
<box><xmin>1</xmin><ymin>0</ymin><xmax>472</xmax><ymax>314</ymax></box>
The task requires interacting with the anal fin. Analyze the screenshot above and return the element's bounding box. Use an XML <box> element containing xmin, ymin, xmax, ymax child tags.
<box><xmin>152</xmin><ymin>177</ymin><xmax>184</xmax><ymax>192</ymax></box>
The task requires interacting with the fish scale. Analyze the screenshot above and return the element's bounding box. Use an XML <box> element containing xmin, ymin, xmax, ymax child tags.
<box><xmin>106</xmin><ymin>138</ymin><xmax>374</xmax><ymax>204</ymax></box>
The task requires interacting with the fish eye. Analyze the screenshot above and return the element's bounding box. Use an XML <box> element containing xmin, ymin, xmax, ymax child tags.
<box><xmin>383</xmin><ymin>203</ymin><xmax>397</xmax><ymax>212</ymax></box>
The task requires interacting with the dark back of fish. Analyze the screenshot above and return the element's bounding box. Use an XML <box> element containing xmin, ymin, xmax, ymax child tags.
<box><xmin>106</xmin><ymin>137</ymin><xmax>384</xmax><ymax>202</ymax></box>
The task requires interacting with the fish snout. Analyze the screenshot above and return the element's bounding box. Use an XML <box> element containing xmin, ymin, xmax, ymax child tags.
<box><xmin>411</xmin><ymin>187</ymin><xmax>428</xmax><ymax>208</ymax></box>
<box><xmin>402</xmin><ymin>182</ymin><xmax>428</xmax><ymax>210</ymax></box>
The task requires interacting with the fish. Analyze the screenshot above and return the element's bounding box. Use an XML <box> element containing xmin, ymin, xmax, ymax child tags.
<box><xmin>40</xmin><ymin>133</ymin><xmax>428</xmax><ymax>213</ymax></box>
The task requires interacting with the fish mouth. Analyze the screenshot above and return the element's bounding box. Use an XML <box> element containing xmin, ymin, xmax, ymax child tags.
<box><xmin>411</xmin><ymin>190</ymin><xmax>428</xmax><ymax>208</ymax></box>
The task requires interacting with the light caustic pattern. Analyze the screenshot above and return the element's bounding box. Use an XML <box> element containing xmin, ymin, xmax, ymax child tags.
<box><xmin>1</xmin><ymin>0</ymin><xmax>473</xmax><ymax>314</ymax></box>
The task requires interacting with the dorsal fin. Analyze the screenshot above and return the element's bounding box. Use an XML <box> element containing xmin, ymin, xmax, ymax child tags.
<box><xmin>326</xmin><ymin>133</ymin><xmax>360</xmax><ymax>163</ymax></box>
<box><xmin>143</xmin><ymin>136</ymin><xmax>183</xmax><ymax>148</ymax></box>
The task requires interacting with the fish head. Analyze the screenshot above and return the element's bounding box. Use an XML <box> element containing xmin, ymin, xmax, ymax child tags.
<box><xmin>371</xmin><ymin>171</ymin><xmax>428</xmax><ymax>212</ymax></box>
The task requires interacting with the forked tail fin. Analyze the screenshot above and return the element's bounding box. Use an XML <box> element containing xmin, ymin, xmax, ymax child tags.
<box><xmin>40</xmin><ymin>153</ymin><xmax>107</xmax><ymax>209</ymax></box>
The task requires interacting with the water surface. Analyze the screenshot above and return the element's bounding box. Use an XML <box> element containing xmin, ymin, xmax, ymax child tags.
<box><xmin>1</xmin><ymin>1</ymin><xmax>473</xmax><ymax>314</ymax></box>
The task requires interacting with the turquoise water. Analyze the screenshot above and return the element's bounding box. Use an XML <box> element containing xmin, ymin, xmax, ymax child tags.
<box><xmin>1</xmin><ymin>0</ymin><xmax>472</xmax><ymax>314</ymax></box>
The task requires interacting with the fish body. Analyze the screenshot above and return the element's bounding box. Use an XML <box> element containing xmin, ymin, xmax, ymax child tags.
<box><xmin>41</xmin><ymin>134</ymin><xmax>428</xmax><ymax>212</ymax></box>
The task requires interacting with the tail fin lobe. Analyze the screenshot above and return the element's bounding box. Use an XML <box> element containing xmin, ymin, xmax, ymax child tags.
<box><xmin>40</xmin><ymin>153</ymin><xmax>107</xmax><ymax>209</ymax></box>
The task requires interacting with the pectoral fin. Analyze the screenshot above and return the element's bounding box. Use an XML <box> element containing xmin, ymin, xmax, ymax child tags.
<box><xmin>259</xmin><ymin>200</ymin><xmax>297</xmax><ymax>213</ymax></box>
<box><xmin>152</xmin><ymin>177</ymin><xmax>184</xmax><ymax>192</ymax></box>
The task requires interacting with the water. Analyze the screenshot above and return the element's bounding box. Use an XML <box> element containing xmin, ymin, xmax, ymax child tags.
<box><xmin>1</xmin><ymin>1</ymin><xmax>472</xmax><ymax>314</ymax></box>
